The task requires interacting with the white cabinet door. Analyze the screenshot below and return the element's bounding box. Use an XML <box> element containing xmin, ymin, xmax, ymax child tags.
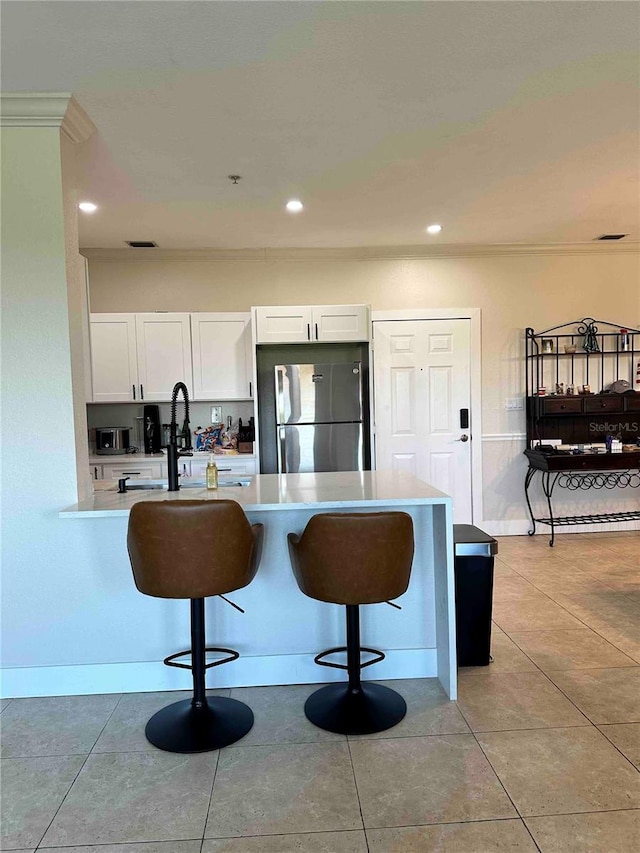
<box><xmin>135</xmin><ymin>314</ymin><xmax>193</xmax><ymax>402</ymax></box>
<box><xmin>191</xmin><ymin>313</ymin><xmax>252</xmax><ymax>400</ymax></box>
<box><xmin>313</xmin><ymin>305</ymin><xmax>370</xmax><ymax>342</ymax></box>
<box><xmin>102</xmin><ymin>461</ymin><xmax>164</xmax><ymax>480</ymax></box>
<box><xmin>255</xmin><ymin>306</ymin><xmax>313</xmax><ymax>343</ymax></box>
<box><xmin>90</xmin><ymin>314</ymin><xmax>139</xmax><ymax>402</ymax></box>
<box><xmin>255</xmin><ymin>305</ymin><xmax>370</xmax><ymax>343</ymax></box>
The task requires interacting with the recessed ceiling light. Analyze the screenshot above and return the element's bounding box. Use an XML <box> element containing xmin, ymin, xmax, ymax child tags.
<box><xmin>78</xmin><ymin>201</ymin><xmax>98</xmax><ymax>213</ymax></box>
<box><xmin>426</xmin><ymin>224</ymin><xmax>442</xmax><ymax>234</ymax></box>
<box><xmin>286</xmin><ymin>199</ymin><xmax>304</xmax><ymax>213</ymax></box>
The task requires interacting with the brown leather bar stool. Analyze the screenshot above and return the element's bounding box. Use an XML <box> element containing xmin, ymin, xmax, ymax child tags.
<box><xmin>288</xmin><ymin>511</ymin><xmax>414</xmax><ymax>735</ymax></box>
<box><xmin>127</xmin><ymin>500</ymin><xmax>263</xmax><ymax>753</ymax></box>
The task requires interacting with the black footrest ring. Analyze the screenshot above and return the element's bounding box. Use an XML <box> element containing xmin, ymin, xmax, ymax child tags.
<box><xmin>313</xmin><ymin>645</ymin><xmax>385</xmax><ymax>671</ymax></box>
<box><xmin>163</xmin><ymin>646</ymin><xmax>240</xmax><ymax>671</ymax></box>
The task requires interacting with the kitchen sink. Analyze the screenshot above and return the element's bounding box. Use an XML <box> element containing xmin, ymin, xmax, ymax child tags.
<box><xmin>119</xmin><ymin>478</ymin><xmax>251</xmax><ymax>492</ymax></box>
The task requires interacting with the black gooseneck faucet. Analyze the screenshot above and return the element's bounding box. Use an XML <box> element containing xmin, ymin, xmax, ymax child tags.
<box><xmin>167</xmin><ymin>382</ymin><xmax>193</xmax><ymax>491</ymax></box>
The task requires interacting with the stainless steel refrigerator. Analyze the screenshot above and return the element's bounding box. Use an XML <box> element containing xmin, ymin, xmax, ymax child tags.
<box><xmin>275</xmin><ymin>362</ymin><xmax>364</xmax><ymax>473</ymax></box>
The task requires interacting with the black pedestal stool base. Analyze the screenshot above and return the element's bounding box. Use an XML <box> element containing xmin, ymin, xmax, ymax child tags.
<box><xmin>145</xmin><ymin>696</ymin><xmax>254</xmax><ymax>753</ymax></box>
<box><xmin>304</xmin><ymin>682</ymin><xmax>406</xmax><ymax>736</ymax></box>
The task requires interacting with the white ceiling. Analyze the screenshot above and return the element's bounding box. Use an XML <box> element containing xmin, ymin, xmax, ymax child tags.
<box><xmin>2</xmin><ymin>0</ymin><xmax>639</xmax><ymax>249</ymax></box>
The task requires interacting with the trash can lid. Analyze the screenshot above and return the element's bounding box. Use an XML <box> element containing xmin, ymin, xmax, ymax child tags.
<box><xmin>453</xmin><ymin>524</ymin><xmax>498</xmax><ymax>557</ymax></box>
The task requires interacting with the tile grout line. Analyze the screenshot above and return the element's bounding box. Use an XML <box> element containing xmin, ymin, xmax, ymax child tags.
<box><xmin>32</xmin><ymin>692</ymin><xmax>126</xmax><ymax>850</ymax></box>
<box><xmin>199</xmin><ymin>738</ymin><xmax>221</xmax><ymax>851</ymax></box>
<box><xmin>345</xmin><ymin>736</ymin><xmax>370</xmax><ymax>853</ymax></box>
<box><xmin>452</xmin><ymin>698</ymin><xmax>528</xmax><ymax>828</ymax></box>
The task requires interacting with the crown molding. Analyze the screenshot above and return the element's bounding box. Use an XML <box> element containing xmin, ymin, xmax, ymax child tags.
<box><xmin>81</xmin><ymin>241</ymin><xmax>640</xmax><ymax>263</ymax></box>
<box><xmin>61</xmin><ymin>97</ymin><xmax>97</xmax><ymax>143</ymax></box>
<box><xmin>0</xmin><ymin>93</ymin><xmax>95</xmax><ymax>143</ymax></box>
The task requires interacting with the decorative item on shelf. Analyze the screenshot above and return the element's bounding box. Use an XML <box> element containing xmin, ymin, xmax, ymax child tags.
<box><xmin>582</xmin><ymin>384</ymin><xmax>591</xmax><ymax>395</ymax></box>
<box><xmin>609</xmin><ymin>379</ymin><xmax>631</xmax><ymax>394</ymax></box>
<box><xmin>541</xmin><ymin>338</ymin><xmax>554</xmax><ymax>354</ymax></box>
<box><xmin>537</xmin><ymin>386</ymin><xmax>546</xmax><ymax>397</ymax></box>
<box><xmin>579</xmin><ymin>318</ymin><xmax>600</xmax><ymax>353</ymax></box>
<box><xmin>555</xmin><ymin>382</ymin><xmax>565</xmax><ymax>395</ymax></box>
<box><xmin>619</xmin><ymin>329</ymin><xmax>630</xmax><ymax>352</ymax></box>
<box><xmin>566</xmin><ymin>383</ymin><xmax>575</xmax><ymax>396</ymax></box>
<box><xmin>564</xmin><ymin>344</ymin><xmax>577</xmax><ymax>354</ymax></box>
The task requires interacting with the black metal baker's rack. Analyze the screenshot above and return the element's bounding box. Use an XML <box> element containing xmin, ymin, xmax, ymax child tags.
<box><xmin>526</xmin><ymin>318</ymin><xmax>640</xmax><ymax>397</ymax></box>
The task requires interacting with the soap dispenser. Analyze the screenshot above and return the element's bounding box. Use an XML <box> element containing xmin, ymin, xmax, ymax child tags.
<box><xmin>206</xmin><ymin>454</ymin><xmax>219</xmax><ymax>490</ymax></box>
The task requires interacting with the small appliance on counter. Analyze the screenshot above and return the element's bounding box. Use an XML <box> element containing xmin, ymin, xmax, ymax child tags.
<box><xmin>143</xmin><ymin>404</ymin><xmax>162</xmax><ymax>453</ymax></box>
<box><xmin>237</xmin><ymin>417</ymin><xmax>255</xmax><ymax>454</ymax></box>
<box><xmin>95</xmin><ymin>427</ymin><xmax>131</xmax><ymax>455</ymax></box>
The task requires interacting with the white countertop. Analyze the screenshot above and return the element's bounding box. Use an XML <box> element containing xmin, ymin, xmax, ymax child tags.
<box><xmin>61</xmin><ymin>471</ymin><xmax>451</xmax><ymax>518</ymax></box>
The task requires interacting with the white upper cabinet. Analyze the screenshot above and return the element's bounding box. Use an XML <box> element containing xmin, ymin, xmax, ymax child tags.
<box><xmin>90</xmin><ymin>313</ymin><xmax>192</xmax><ymax>402</ymax></box>
<box><xmin>255</xmin><ymin>305</ymin><xmax>314</xmax><ymax>344</ymax></box>
<box><xmin>254</xmin><ymin>305</ymin><xmax>370</xmax><ymax>344</ymax></box>
<box><xmin>313</xmin><ymin>305</ymin><xmax>370</xmax><ymax>342</ymax></box>
<box><xmin>90</xmin><ymin>314</ymin><xmax>139</xmax><ymax>402</ymax></box>
<box><xmin>135</xmin><ymin>313</ymin><xmax>193</xmax><ymax>402</ymax></box>
<box><xmin>191</xmin><ymin>313</ymin><xmax>253</xmax><ymax>400</ymax></box>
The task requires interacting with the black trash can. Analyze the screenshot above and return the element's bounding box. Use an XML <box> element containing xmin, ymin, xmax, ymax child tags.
<box><xmin>453</xmin><ymin>524</ymin><xmax>498</xmax><ymax>667</ymax></box>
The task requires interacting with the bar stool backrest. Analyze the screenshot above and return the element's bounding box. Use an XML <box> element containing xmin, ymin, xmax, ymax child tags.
<box><xmin>127</xmin><ymin>500</ymin><xmax>263</xmax><ymax>599</ymax></box>
<box><xmin>288</xmin><ymin>511</ymin><xmax>414</xmax><ymax>605</ymax></box>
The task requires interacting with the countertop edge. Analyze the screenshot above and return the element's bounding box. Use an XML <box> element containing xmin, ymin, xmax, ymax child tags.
<box><xmin>59</xmin><ymin>494</ymin><xmax>452</xmax><ymax>519</ymax></box>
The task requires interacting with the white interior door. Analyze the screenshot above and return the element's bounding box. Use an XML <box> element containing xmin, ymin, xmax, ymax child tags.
<box><xmin>373</xmin><ymin>319</ymin><xmax>473</xmax><ymax>522</ymax></box>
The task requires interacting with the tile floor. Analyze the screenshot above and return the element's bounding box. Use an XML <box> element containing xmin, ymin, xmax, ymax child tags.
<box><xmin>1</xmin><ymin>532</ymin><xmax>639</xmax><ymax>852</ymax></box>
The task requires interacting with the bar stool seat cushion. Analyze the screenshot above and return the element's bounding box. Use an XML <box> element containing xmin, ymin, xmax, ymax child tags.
<box><xmin>128</xmin><ymin>500</ymin><xmax>263</xmax><ymax>599</ymax></box>
<box><xmin>288</xmin><ymin>511</ymin><xmax>414</xmax><ymax>605</ymax></box>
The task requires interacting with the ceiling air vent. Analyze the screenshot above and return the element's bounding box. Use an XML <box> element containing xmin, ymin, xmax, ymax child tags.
<box><xmin>126</xmin><ymin>240</ymin><xmax>158</xmax><ymax>248</ymax></box>
<box><xmin>596</xmin><ymin>234</ymin><xmax>627</xmax><ymax>240</ymax></box>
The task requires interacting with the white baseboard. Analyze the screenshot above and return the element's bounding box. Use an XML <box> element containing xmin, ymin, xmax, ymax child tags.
<box><xmin>482</xmin><ymin>519</ymin><xmax>640</xmax><ymax>537</ymax></box>
<box><xmin>481</xmin><ymin>520</ymin><xmax>532</xmax><ymax>536</ymax></box>
<box><xmin>0</xmin><ymin>648</ymin><xmax>438</xmax><ymax>699</ymax></box>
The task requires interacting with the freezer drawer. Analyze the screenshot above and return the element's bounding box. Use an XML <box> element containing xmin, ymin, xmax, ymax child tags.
<box><xmin>278</xmin><ymin>423</ymin><xmax>363</xmax><ymax>473</ymax></box>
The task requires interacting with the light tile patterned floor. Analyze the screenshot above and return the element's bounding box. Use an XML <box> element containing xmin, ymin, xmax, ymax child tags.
<box><xmin>1</xmin><ymin>532</ymin><xmax>638</xmax><ymax>852</ymax></box>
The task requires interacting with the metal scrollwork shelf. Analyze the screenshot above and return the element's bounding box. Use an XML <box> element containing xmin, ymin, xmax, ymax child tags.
<box><xmin>524</xmin><ymin>450</ymin><xmax>640</xmax><ymax>546</ymax></box>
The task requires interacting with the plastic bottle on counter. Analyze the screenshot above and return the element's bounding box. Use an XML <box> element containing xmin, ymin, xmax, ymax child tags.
<box><xmin>206</xmin><ymin>454</ymin><xmax>219</xmax><ymax>490</ymax></box>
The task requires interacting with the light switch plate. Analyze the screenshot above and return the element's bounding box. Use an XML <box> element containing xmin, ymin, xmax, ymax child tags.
<box><xmin>211</xmin><ymin>405</ymin><xmax>222</xmax><ymax>424</ymax></box>
<box><xmin>505</xmin><ymin>397</ymin><xmax>524</xmax><ymax>410</ymax></box>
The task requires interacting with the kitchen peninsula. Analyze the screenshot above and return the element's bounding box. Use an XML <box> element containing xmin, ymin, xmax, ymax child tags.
<box><xmin>6</xmin><ymin>472</ymin><xmax>455</xmax><ymax>701</ymax></box>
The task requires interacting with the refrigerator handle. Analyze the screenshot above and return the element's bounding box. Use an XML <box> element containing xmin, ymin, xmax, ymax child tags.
<box><xmin>278</xmin><ymin>427</ymin><xmax>287</xmax><ymax>474</ymax></box>
<box><xmin>275</xmin><ymin>367</ymin><xmax>286</xmax><ymax>423</ymax></box>
<box><xmin>307</xmin><ymin>323</ymin><xmax>311</xmax><ymax>341</ymax></box>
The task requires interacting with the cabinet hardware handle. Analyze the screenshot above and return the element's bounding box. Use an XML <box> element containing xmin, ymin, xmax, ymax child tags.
<box><xmin>249</xmin><ymin>381</ymin><xmax>252</xmax><ymax>397</ymax></box>
<box><xmin>132</xmin><ymin>384</ymin><xmax>136</xmax><ymax>400</ymax></box>
<box><xmin>140</xmin><ymin>384</ymin><xmax>144</xmax><ymax>400</ymax></box>
<box><xmin>94</xmin><ymin>467</ymin><xmax>98</xmax><ymax>479</ymax></box>
<box><xmin>307</xmin><ymin>323</ymin><xmax>311</xmax><ymax>341</ymax></box>
<box><xmin>315</xmin><ymin>323</ymin><xmax>318</xmax><ymax>340</ymax></box>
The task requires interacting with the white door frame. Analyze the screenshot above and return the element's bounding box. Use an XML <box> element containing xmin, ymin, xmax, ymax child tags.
<box><xmin>371</xmin><ymin>308</ymin><xmax>483</xmax><ymax>525</ymax></box>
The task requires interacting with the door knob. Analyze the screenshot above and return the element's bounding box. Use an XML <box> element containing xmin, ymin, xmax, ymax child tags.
<box><xmin>456</xmin><ymin>434</ymin><xmax>469</xmax><ymax>442</ymax></box>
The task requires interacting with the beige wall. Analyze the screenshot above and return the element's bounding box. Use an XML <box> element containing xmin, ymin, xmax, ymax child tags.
<box><xmin>86</xmin><ymin>245</ymin><xmax>640</xmax><ymax>527</ymax></box>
